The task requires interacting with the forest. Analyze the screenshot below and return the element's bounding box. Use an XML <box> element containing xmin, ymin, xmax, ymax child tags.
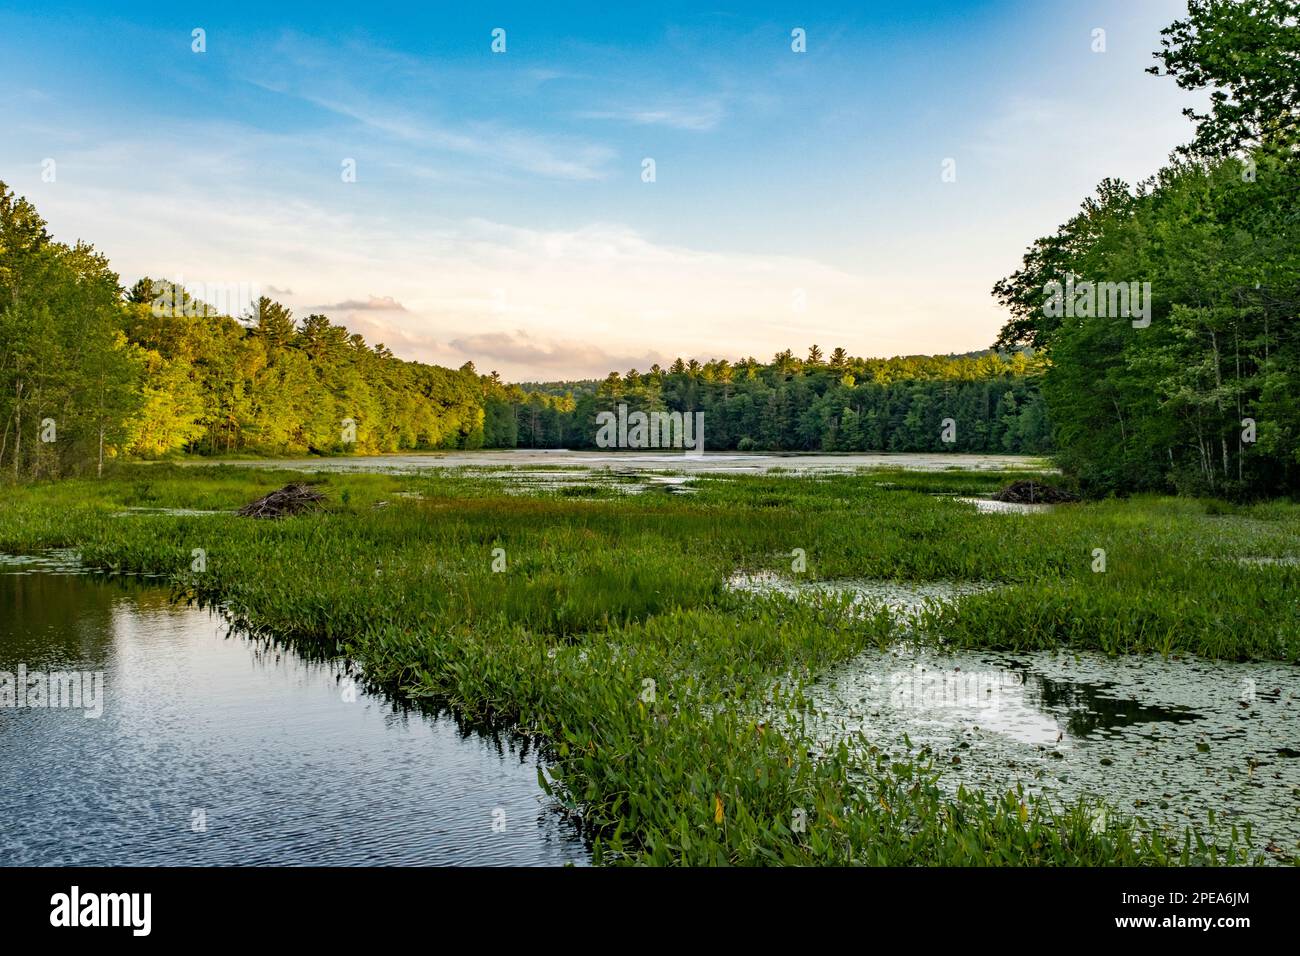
<box><xmin>0</xmin><ymin>185</ymin><xmax>1050</xmax><ymax>477</ymax></box>
<box><xmin>2</xmin><ymin>1</ymin><xmax>1295</xmax><ymax>498</ymax></box>
<box><xmin>993</xmin><ymin>0</ymin><xmax>1299</xmax><ymax>498</ymax></box>
<box><xmin>491</xmin><ymin>349</ymin><xmax>1050</xmax><ymax>454</ymax></box>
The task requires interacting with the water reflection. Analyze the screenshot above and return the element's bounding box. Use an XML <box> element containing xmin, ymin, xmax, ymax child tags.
<box><xmin>0</xmin><ymin>567</ymin><xmax>588</xmax><ymax>866</ymax></box>
<box><xmin>1020</xmin><ymin>667</ymin><xmax>1203</xmax><ymax>739</ymax></box>
<box><xmin>804</xmin><ymin>646</ymin><xmax>1299</xmax><ymax>858</ymax></box>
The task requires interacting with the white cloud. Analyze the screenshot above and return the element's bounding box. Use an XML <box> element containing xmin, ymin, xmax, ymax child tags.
<box><xmin>16</xmin><ymin>133</ymin><xmax>1003</xmax><ymax>380</ymax></box>
<box><xmin>242</xmin><ymin>37</ymin><xmax>616</xmax><ymax>182</ymax></box>
<box><xmin>294</xmin><ymin>90</ymin><xmax>616</xmax><ymax>181</ymax></box>
<box><xmin>448</xmin><ymin>330</ymin><xmax>666</xmax><ymax>376</ymax></box>
<box><xmin>577</xmin><ymin>97</ymin><xmax>725</xmax><ymax>131</ymax></box>
<box><xmin>311</xmin><ymin>296</ymin><xmax>407</xmax><ymax>312</ymax></box>
<box><xmin>7</xmin><ymin>3</ymin><xmax>1209</xmax><ymax>382</ymax></box>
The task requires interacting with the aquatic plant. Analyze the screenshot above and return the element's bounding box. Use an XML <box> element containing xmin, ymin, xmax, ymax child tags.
<box><xmin>0</xmin><ymin>463</ymin><xmax>1289</xmax><ymax>864</ymax></box>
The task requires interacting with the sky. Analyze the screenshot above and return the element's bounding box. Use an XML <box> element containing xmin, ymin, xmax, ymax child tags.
<box><xmin>0</xmin><ymin>1</ymin><xmax>1205</xmax><ymax>381</ymax></box>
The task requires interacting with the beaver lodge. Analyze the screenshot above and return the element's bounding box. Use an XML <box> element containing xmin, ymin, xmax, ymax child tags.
<box><xmin>236</xmin><ymin>483</ymin><xmax>326</xmax><ymax>518</ymax></box>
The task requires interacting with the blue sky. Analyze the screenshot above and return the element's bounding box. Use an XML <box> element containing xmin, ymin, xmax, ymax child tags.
<box><xmin>0</xmin><ymin>1</ymin><xmax>1202</xmax><ymax>379</ymax></box>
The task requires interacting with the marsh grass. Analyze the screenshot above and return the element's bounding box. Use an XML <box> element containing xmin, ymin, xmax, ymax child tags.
<box><xmin>1</xmin><ymin>463</ymin><xmax>1293</xmax><ymax>864</ymax></box>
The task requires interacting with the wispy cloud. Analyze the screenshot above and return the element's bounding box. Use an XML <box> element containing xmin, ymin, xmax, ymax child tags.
<box><xmin>448</xmin><ymin>330</ymin><xmax>665</xmax><ymax>376</ymax></box>
<box><xmin>278</xmin><ymin>87</ymin><xmax>614</xmax><ymax>181</ymax></box>
<box><xmin>23</xmin><ymin>151</ymin><xmax>1000</xmax><ymax>380</ymax></box>
<box><xmin>577</xmin><ymin>97</ymin><xmax>725</xmax><ymax>131</ymax></box>
<box><xmin>243</xmin><ymin>37</ymin><xmax>616</xmax><ymax>182</ymax></box>
<box><xmin>312</xmin><ymin>295</ymin><xmax>407</xmax><ymax>312</ymax></box>
<box><xmin>1</xmin><ymin>0</ymin><xmax>1210</xmax><ymax>381</ymax></box>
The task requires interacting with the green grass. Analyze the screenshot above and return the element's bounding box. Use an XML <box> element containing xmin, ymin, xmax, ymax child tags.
<box><xmin>2</xmin><ymin>462</ymin><xmax>1295</xmax><ymax>864</ymax></box>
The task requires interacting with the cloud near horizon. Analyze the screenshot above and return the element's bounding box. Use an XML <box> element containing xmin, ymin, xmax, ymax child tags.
<box><xmin>448</xmin><ymin>329</ymin><xmax>667</xmax><ymax>377</ymax></box>
<box><xmin>311</xmin><ymin>295</ymin><xmax>407</xmax><ymax>312</ymax></box>
<box><xmin>19</xmin><ymin>171</ymin><xmax>1029</xmax><ymax>380</ymax></box>
<box><xmin>0</xmin><ymin>0</ymin><xmax>1204</xmax><ymax>382</ymax></box>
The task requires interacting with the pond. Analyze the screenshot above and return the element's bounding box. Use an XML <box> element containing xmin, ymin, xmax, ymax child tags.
<box><xmin>728</xmin><ymin>571</ymin><xmax>1299</xmax><ymax>859</ymax></box>
<box><xmin>0</xmin><ymin>562</ymin><xmax>588</xmax><ymax>866</ymax></box>
<box><xmin>183</xmin><ymin>449</ymin><xmax>1050</xmax><ymax>475</ymax></box>
<box><xmin>802</xmin><ymin>644</ymin><xmax>1300</xmax><ymax>858</ymax></box>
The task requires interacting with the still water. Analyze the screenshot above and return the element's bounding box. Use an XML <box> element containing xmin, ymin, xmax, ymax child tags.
<box><xmin>0</xmin><ymin>564</ymin><xmax>588</xmax><ymax>866</ymax></box>
<box><xmin>186</xmin><ymin>449</ymin><xmax>1049</xmax><ymax>475</ymax></box>
<box><xmin>803</xmin><ymin>640</ymin><xmax>1300</xmax><ymax>858</ymax></box>
<box><xmin>729</xmin><ymin>573</ymin><xmax>1300</xmax><ymax>859</ymax></box>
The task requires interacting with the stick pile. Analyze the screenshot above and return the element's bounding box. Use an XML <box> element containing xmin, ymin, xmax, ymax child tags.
<box><xmin>991</xmin><ymin>480</ymin><xmax>1080</xmax><ymax>505</ymax></box>
<box><xmin>236</xmin><ymin>483</ymin><xmax>326</xmax><ymax>518</ymax></box>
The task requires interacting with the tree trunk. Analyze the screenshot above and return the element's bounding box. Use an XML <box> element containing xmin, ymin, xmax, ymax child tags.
<box><xmin>1211</xmin><ymin>329</ymin><xmax>1225</xmax><ymax>486</ymax></box>
<box><xmin>97</xmin><ymin>366</ymin><xmax>105</xmax><ymax>478</ymax></box>
<box><xmin>12</xmin><ymin>381</ymin><xmax>22</xmax><ymax>480</ymax></box>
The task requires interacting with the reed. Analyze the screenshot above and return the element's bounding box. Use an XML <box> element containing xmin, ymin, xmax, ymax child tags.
<box><xmin>2</xmin><ymin>462</ymin><xmax>1291</xmax><ymax>864</ymax></box>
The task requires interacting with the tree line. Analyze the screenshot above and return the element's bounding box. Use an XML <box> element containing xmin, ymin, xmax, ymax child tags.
<box><xmin>0</xmin><ymin>188</ymin><xmax>495</xmax><ymax>477</ymax></box>
<box><xmin>487</xmin><ymin>350</ymin><xmax>1051</xmax><ymax>454</ymax></box>
<box><xmin>0</xmin><ymin>181</ymin><xmax>1051</xmax><ymax>477</ymax></box>
<box><xmin>4</xmin><ymin>2</ymin><xmax>1293</xmax><ymax>495</ymax></box>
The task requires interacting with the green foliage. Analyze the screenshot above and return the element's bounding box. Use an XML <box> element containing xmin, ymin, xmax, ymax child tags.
<box><xmin>996</xmin><ymin>3</ymin><xmax>1300</xmax><ymax>498</ymax></box>
<box><xmin>120</xmin><ymin>289</ymin><xmax>486</xmax><ymax>457</ymax></box>
<box><xmin>0</xmin><ymin>465</ymin><xmax>1285</xmax><ymax>865</ymax></box>
<box><xmin>1149</xmin><ymin>0</ymin><xmax>1300</xmax><ymax>158</ymax></box>
<box><xmin>1</xmin><ymin>180</ymin><xmax>1052</xmax><ymax>470</ymax></box>
<box><xmin>528</xmin><ymin>349</ymin><xmax>1053</xmax><ymax>454</ymax></box>
<box><xmin>0</xmin><ymin>183</ymin><xmax>143</xmax><ymax>478</ymax></box>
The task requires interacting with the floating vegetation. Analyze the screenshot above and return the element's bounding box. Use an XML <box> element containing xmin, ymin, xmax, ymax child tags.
<box><xmin>802</xmin><ymin>647</ymin><xmax>1298</xmax><ymax>861</ymax></box>
<box><xmin>726</xmin><ymin>571</ymin><xmax>1000</xmax><ymax>619</ymax></box>
<box><xmin>0</xmin><ymin>462</ymin><xmax>1292</xmax><ymax>865</ymax></box>
<box><xmin>957</xmin><ymin>497</ymin><xmax>1055</xmax><ymax>514</ymax></box>
<box><xmin>0</xmin><ymin>550</ymin><xmax>85</xmax><ymax>573</ymax></box>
